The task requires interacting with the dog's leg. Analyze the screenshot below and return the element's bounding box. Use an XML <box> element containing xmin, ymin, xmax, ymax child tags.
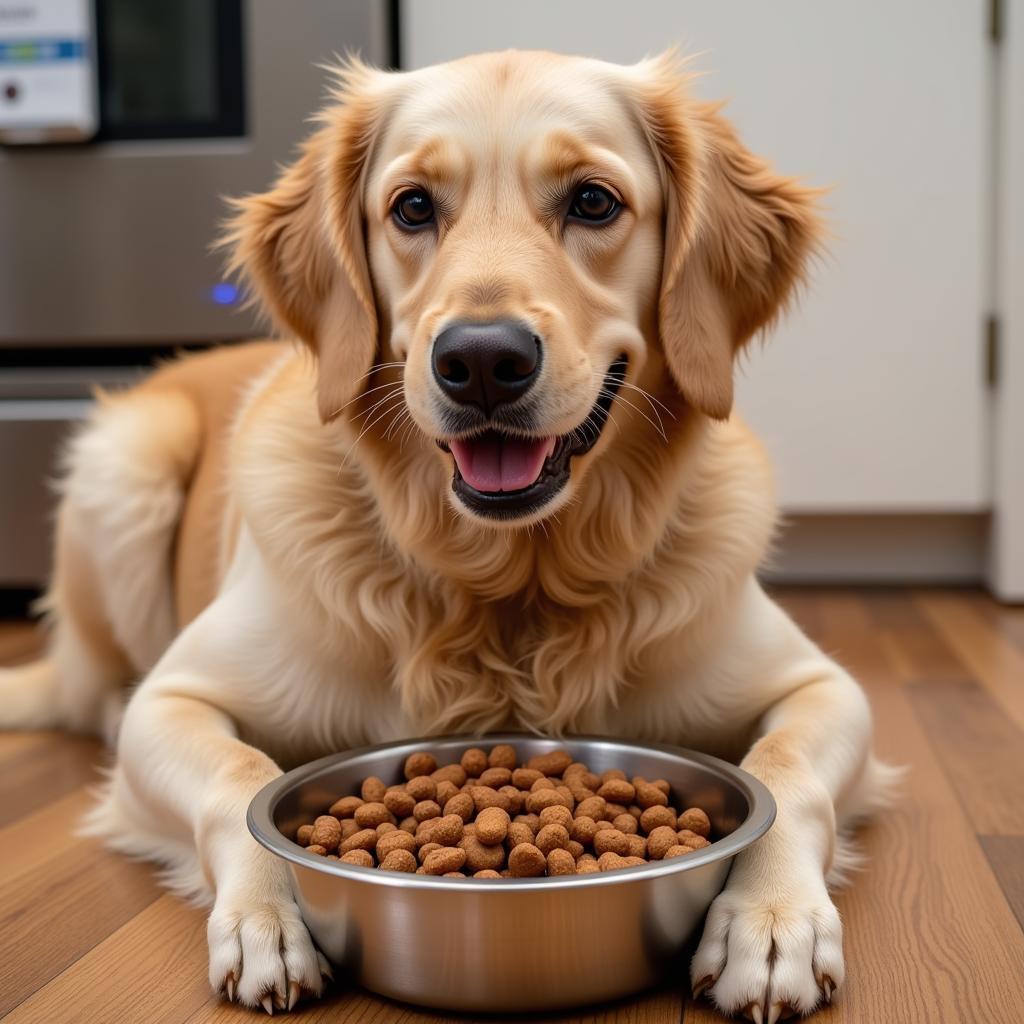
<box><xmin>689</xmin><ymin>588</ymin><xmax>883</xmax><ymax>1023</ymax></box>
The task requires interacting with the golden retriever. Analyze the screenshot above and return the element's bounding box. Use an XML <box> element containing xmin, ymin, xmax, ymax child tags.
<box><xmin>0</xmin><ymin>50</ymin><xmax>895</xmax><ymax>1021</ymax></box>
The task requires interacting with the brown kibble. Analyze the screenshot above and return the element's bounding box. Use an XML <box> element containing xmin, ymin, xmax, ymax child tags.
<box><xmin>488</xmin><ymin>744</ymin><xmax>518</xmax><ymax>770</ymax></box>
<box><xmin>423</xmin><ymin>846</ymin><xmax>467</xmax><ymax>875</ymax></box>
<box><xmin>512</xmin><ymin>768</ymin><xmax>543</xmax><ymax>790</ymax></box>
<box><xmin>404</xmin><ymin>751</ymin><xmax>437</xmax><ymax>780</ymax></box>
<box><xmin>340</xmin><ymin>828</ymin><xmax>377</xmax><ymax>854</ymax></box>
<box><xmin>376</xmin><ymin>829</ymin><xmax>417</xmax><ymax>859</ymax></box>
<box><xmin>593</xmin><ymin>829</ymin><xmax>630</xmax><ymax>857</ymax></box>
<box><xmin>406</xmin><ymin>776</ymin><xmax>437</xmax><ymax>802</ymax></box>
<box><xmin>460</xmin><ymin>747</ymin><xmax>488</xmax><ymax>777</ymax></box>
<box><xmin>570</xmin><ymin>815</ymin><xmax>598</xmax><ymax>845</ymax></box>
<box><xmin>506</xmin><ymin>822</ymin><xmax>535</xmax><ymax>849</ymax></box>
<box><xmin>340</xmin><ymin>819</ymin><xmax>361</xmax><ymax>841</ymax></box>
<box><xmin>597</xmin><ymin>778</ymin><xmax>636</xmax><ymax>804</ymax></box>
<box><xmin>652</xmin><ymin>779</ymin><xmax>671</xmax><ymax>796</ymax></box>
<box><xmin>605</xmin><ymin>802</ymin><xmax>628</xmax><ymax>819</ymax></box>
<box><xmin>444</xmin><ymin>792</ymin><xmax>475</xmax><ymax>822</ymax></box>
<box><xmin>430</xmin><ymin>814</ymin><xmax>465</xmax><ymax>847</ymax></box>
<box><xmin>383</xmin><ymin>788</ymin><xmax>415</xmax><ymax>818</ymax></box>
<box><xmin>305</xmin><ymin>844</ymin><xmax>328</xmax><ymax>856</ymax></box>
<box><xmin>431</xmin><ymin>764</ymin><xmax>468</xmax><ymax>787</ymax></box>
<box><xmin>547</xmin><ymin>848</ymin><xmax>576</xmax><ymax>875</ymax></box>
<box><xmin>677</xmin><ymin>829</ymin><xmax>702</xmax><ymax>846</ymax></box>
<box><xmin>360</xmin><ymin>775</ymin><xmax>387</xmax><ymax>803</ymax></box>
<box><xmin>567</xmin><ymin>839</ymin><xmax>585</xmax><ymax>860</ymax></box>
<box><xmin>379</xmin><ymin>848</ymin><xmax>417</xmax><ymax>873</ymax></box>
<box><xmin>526</xmin><ymin>788</ymin><xmax>572</xmax><ymax>814</ymax></box>
<box><xmin>340</xmin><ymin>849</ymin><xmax>373</xmax><ymax>867</ymax></box>
<box><xmin>413</xmin><ymin>800</ymin><xmax>441</xmax><ymax>822</ymax></box>
<box><xmin>508</xmin><ymin>843</ymin><xmax>546</xmax><ymax>877</ymax></box>
<box><xmin>577</xmin><ymin>853</ymin><xmax>600</xmax><ymax>873</ymax></box>
<box><xmin>376</xmin><ymin>822</ymin><xmax>397</xmax><ymax>836</ymax></box>
<box><xmin>474</xmin><ymin>869</ymin><xmax>502</xmax><ymax>878</ymax></box>
<box><xmin>328</xmin><ymin>795</ymin><xmax>363</xmax><ymax>819</ymax></box>
<box><xmin>628</xmin><ymin>804</ymin><xmax>643</xmax><ymax>821</ymax></box>
<box><xmin>514</xmin><ymin>813</ymin><xmax>541</xmax><ymax>833</ymax></box>
<box><xmin>435</xmin><ymin>780</ymin><xmax>460</xmax><ymax>806</ymax></box>
<box><xmin>625</xmin><ymin>834</ymin><xmax>647</xmax><ymax>858</ymax></box>
<box><xmin>613</xmin><ymin>813</ymin><xmax>638</xmax><ymax>835</ymax></box>
<box><xmin>678</xmin><ymin>808</ymin><xmax>712</xmax><ymax>838</ymax></box>
<box><xmin>687</xmin><ymin>835</ymin><xmax>711</xmax><ymax>850</ymax></box>
<box><xmin>399</xmin><ymin>816</ymin><xmax>418</xmax><ymax>834</ymax></box>
<box><xmin>354</xmin><ymin>802</ymin><xmax>393</xmax><ymax>829</ymax></box>
<box><xmin>575</xmin><ymin>796</ymin><xmax>608</xmax><ymax>821</ymax></box>
<box><xmin>597</xmin><ymin>851</ymin><xmax>631</xmax><ymax>872</ymax></box>
<box><xmin>527</xmin><ymin>749</ymin><xmax>573</xmax><ymax>776</ymax></box>
<box><xmin>295</xmin><ymin>825</ymin><xmax>314</xmax><ymax>846</ymax></box>
<box><xmin>460</xmin><ymin>834</ymin><xmax>506</xmax><ymax>872</ymax></box>
<box><xmin>530</xmin><ymin>777</ymin><xmax>556</xmax><ymax>792</ymax></box>
<box><xmin>634</xmin><ymin>780</ymin><xmax>669</xmax><ymax>809</ymax></box>
<box><xmin>640</xmin><ymin>805</ymin><xmax>678</xmax><ymax>834</ymax></box>
<box><xmin>476</xmin><ymin>806</ymin><xmax>511</xmax><ymax>846</ymax></box>
<box><xmin>309</xmin><ymin>815</ymin><xmax>342</xmax><ymax>852</ymax></box>
<box><xmin>478</xmin><ymin>767</ymin><xmax>513</xmax><ymax>789</ymax></box>
<box><xmin>444</xmin><ymin>871</ymin><xmax>467</xmax><ymax>878</ymax></box>
<box><xmin>538</xmin><ymin>804</ymin><xmax>574</xmax><ymax>830</ymax></box>
<box><xmin>471</xmin><ymin>786</ymin><xmax>512</xmax><ymax>813</ymax></box>
<box><xmin>498</xmin><ymin>786</ymin><xmax>523</xmax><ymax>814</ymax></box>
<box><xmin>664</xmin><ymin>845</ymin><xmax>694</xmax><ymax>859</ymax></box>
<box><xmin>601</xmin><ymin>768</ymin><xmax>627</xmax><ymax>783</ymax></box>
<box><xmin>417</xmin><ymin>841</ymin><xmax>442</xmax><ymax>863</ymax></box>
<box><xmin>647</xmin><ymin>825</ymin><xmax>681</xmax><ymax>860</ymax></box>
<box><xmin>535</xmin><ymin>823</ymin><xmax>570</xmax><ymax>855</ymax></box>
<box><xmin>567</xmin><ymin>781</ymin><xmax>597</xmax><ymax>803</ymax></box>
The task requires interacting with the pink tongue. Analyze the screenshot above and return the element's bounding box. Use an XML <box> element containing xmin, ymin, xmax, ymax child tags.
<box><xmin>450</xmin><ymin>435</ymin><xmax>556</xmax><ymax>493</ymax></box>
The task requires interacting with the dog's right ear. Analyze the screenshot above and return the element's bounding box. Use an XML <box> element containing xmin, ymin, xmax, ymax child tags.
<box><xmin>222</xmin><ymin>59</ymin><xmax>388</xmax><ymax>423</ymax></box>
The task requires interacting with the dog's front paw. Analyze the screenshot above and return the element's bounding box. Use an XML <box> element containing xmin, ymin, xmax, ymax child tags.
<box><xmin>691</xmin><ymin>879</ymin><xmax>843</xmax><ymax>1023</ymax></box>
<box><xmin>207</xmin><ymin>890</ymin><xmax>332</xmax><ymax>1013</ymax></box>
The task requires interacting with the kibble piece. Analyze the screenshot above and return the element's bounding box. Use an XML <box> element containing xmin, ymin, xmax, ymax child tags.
<box><xmin>423</xmin><ymin>846</ymin><xmax>467</xmax><ymax>875</ymax></box>
<box><xmin>404</xmin><ymin>751</ymin><xmax>437</xmax><ymax>780</ymax></box>
<box><xmin>474</xmin><ymin>869</ymin><xmax>502</xmax><ymax>878</ymax></box>
<box><xmin>340</xmin><ymin>849</ymin><xmax>373</xmax><ymax>867</ymax></box>
<box><xmin>376</xmin><ymin>829</ymin><xmax>417</xmax><ymax>859</ymax></box>
<box><xmin>305</xmin><ymin>844</ymin><xmax>328</xmax><ymax>856</ymax></box>
<box><xmin>340</xmin><ymin>828</ymin><xmax>378</xmax><ymax>854</ymax></box>
<box><xmin>360</xmin><ymin>776</ymin><xmax>387</xmax><ymax>803</ymax></box>
<box><xmin>526</xmin><ymin>788</ymin><xmax>572</xmax><ymax>814</ymax></box>
<box><xmin>460</xmin><ymin>834</ymin><xmax>506</xmax><ymax>872</ymax></box>
<box><xmin>506</xmin><ymin>822</ymin><xmax>535</xmax><ymax>849</ymax></box>
<box><xmin>575</xmin><ymin>796</ymin><xmax>608</xmax><ymax>821</ymax></box>
<box><xmin>567</xmin><ymin>839</ymin><xmax>585</xmax><ymax>860</ymax></box>
<box><xmin>488</xmin><ymin>744</ymin><xmax>518</xmax><ymax>770</ymax></box>
<box><xmin>613</xmin><ymin>813</ymin><xmax>638</xmax><ymax>835</ymax></box>
<box><xmin>539</xmin><ymin>805</ymin><xmax>574</xmax><ymax>830</ymax></box>
<box><xmin>686</xmin><ymin>835</ymin><xmax>711</xmax><ymax>850</ymax></box>
<box><xmin>512</xmin><ymin>768</ymin><xmax>543</xmax><ymax>790</ymax></box>
<box><xmin>652</xmin><ymin>779</ymin><xmax>671</xmax><ymax>795</ymax></box>
<box><xmin>498</xmin><ymin>786</ymin><xmax>524</xmax><ymax>814</ymax></box>
<box><xmin>601</xmin><ymin>768</ymin><xmax>627</xmax><ymax>783</ymax></box>
<box><xmin>571</xmin><ymin>815</ymin><xmax>598</xmax><ymax>845</ymax></box>
<box><xmin>527</xmin><ymin>749</ymin><xmax>573</xmax><ymax>776</ymax></box>
<box><xmin>478</xmin><ymin>767</ymin><xmax>513</xmax><ymax>789</ymax></box>
<box><xmin>340</xmin><ymin>819</ymin><xmax>362</xmax><ymax>841</ymax></box>
<box><xmin>430</xmin><ymin>814</ymin><xmax>465</xmax><ymax>847</ymax></box>
<box><xmin>413</xmin><ymin>799</ymin><xmax>441</xmax><ymax>822</ymax></box>
<box><xmin>597</xmin><ymin>851</ymin><xmax>632</xmax><ymax>872</ymax></box>
<box><xmin>376</xmin><ymin>821</ymin><xmax>397</xmax><ymax>836</ymax></box>
<box><xmin>326</xmin><ymin>854</ymin><xmax>339</xmax><ymax>860</ymax></box>
<box><xmin>530</xmin><ymin>777</ymin><xmax>556</xmax><ymax>792</ymax></box>
<box><xmin>593</xmin><ymin>828</ymin><xmax>630</xmax><ymax>857</ymax></box>
<box><xmin>677</xmin><ymin>829</ymin><xmax>703</xmax><ymax>847</ymax></box>
<box><xmin>514</xmin><ymin>813</ymin><xmax>541</xmax><ymax>833</ymax></box>
<box><xmin>535</xmin><ymin>823</ymin><xmax>570</xmax><ymax>855</ymax></box>
<box><xmin>309</xmin><ymin>815</ymin><xmax>342</xmax><ymax>852</ymax></box>
<box><xmin>444</xmin><ymin>792</ymin><xmax>475</xmax><ymax>823</ymax></box>
<box><xmin>547</xmin><ymin>848</ymin><xmax>576</xmax><ymax>875</ymax></box>
<box><xmin>443</xmin><ymin>871</ymin><xmax>467</xmax><ymax>878</ymax></box>
<box><xmin>417</xmin><ymin>841</ymin><xmax>442</xmax><ymax>863</ymax></box>
<box><xmin>628</xmin><ymin>804</ymin><xmax>644</xmax><ymax>821</ymax></box>
<box><xmin>295</xmin><ymin>825</ymin><xmax>314</xmax><ymax>846</ymax></box>
<box><xmin>664</xmin><ymin>845</ymin><xmax>693</xmax><ymax>860</ymax></box>
<box><xmin>435</xmin><ymin>780</ymin><xmax>460</xmax><ymax>806</ymax></box>
<box><xmin>431</xmin><ymin>764</ymin><xmax>468</xmax><ymax>787</ymax></box>
<box><xmin>567</xmin><ymin>780</ymin><xmax>597</xmax><ymax>803</ymax></box>
<box><xmin>406</xmin><ymin>776</ymin><xmax>437</xmax><ymax>802</ymax></box>
<box><xmin>647</xmin><ymin>825</ymin><xmax>681</xmax><ymax>860</ymax></box>
<box><xmin>576</xmin><ymin>853</ymin><xmax>600</xmax><ymax>873</ymax></box>
<box><xmin>476</xmin><ymin>806</ymin><xmax>511</xmax><ymax>846</ymax></box>
<box><xmin>328</xmin><ymin>795</ymin><xmax>363</xmax><ymax>819</ymax></box>
<box><xmin>460</xmin><ymin>747</ymin><xmax>488</xmax><ymax>777</ymax></box>
<box><xmin>508</xmin><ymin>843</ymin><xmax>546</xmax><ymax>877</ymax></box>
<box><xmin>354</xmin><ymin>802</ymin><xmax>392</xmax><ymax>829</ymax></box>
<box><xmin>399</xmin><ymin>816</ymin><xmax>418</xmax><ymax>835</ymax></box>
<box><xmin>597</xmin><ymin>778</ymin><xmax>636</xmax><ymax>804</ymax></box>
<box><xmin>471</xmin><ymin>786</ymin><xmax>512</xmax><ymax>813</ymax></box>
<box><xmin>640</xmin><ymin>805</ymin><xmax>678</xmax><ymax>834</ymax></box>
<box><xmin>383</xmin><ymin>788</ymin><xmax>415</xmax><ymax>818</ymax></box>
<box><xmin>625</xmin><ymin>834</ymin><xmax>647</xmax><ymax>858</ymax></box>
<box><xmin>379</xmin><ymin>848</ymin><xmax>417</xmax><ymax>873</ymax></box>
<box><xmin>678</xmin><ymin>808</ymin><xmax>712</xmax><ymax>838</ymax></box>
<box><xmin>634</xmin><ymin>780</ymin><xmax>669</xmax><ymax>809</ymax></box>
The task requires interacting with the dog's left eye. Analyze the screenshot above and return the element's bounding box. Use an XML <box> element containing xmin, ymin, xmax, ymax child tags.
<box><xmin>568</xmin><ymin>184</ymin><xmax>620</xmax><ymax>224</ymax></box>
<box><xmin>392</xmin><ymin>189</ymin><xmax>435</xmax><ymax>229</ymax></box>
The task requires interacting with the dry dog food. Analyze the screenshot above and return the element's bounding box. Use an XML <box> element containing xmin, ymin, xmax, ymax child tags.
<box><xmin>292</xmin><ymin>745</ymin><xmax>714</xmax><ymax>877</ymax></box>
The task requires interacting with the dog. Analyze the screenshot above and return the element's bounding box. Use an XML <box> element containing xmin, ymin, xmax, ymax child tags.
<box><xmin>0</xmin><ymin>50</ymin><xmax>896</xmax><ymax>1021</ymax></box>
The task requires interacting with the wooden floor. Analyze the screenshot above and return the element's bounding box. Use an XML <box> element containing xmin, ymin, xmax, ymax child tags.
<box><xmin>1</xmin><ymin>587</ymin><xmax>1023</xmax><ymax>1024</ymax></box>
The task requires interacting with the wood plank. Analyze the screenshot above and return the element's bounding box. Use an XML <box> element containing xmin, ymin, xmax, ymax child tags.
<box><xmin>0</xmin><ymin>620</ymin><xmax>42</xmax><ymax>664</ymax></box>
<box><xmin>979</xmin><ymin>836</ymin><xmax>1024</xmax><ymax>932</ymax></box>
<box><xmin>964</xmin><ymin>591</ymin><xmax>1024</xmax><ymax>654</ymax></box>
<box><xmin>865</xmin><ymin>591</ymin><xmax>968</xmax><ymax>682</ymax></box>
<box><xmin>0</xmin><ymin>731</ymin><xmax>103</xmax><ymax>828</ymax></box>
<box><xmin>0</xmin><ymin>839</ymin><xmax>163</xmax><ymax>1015</ymax></box>
<box><xmin>916</xmin><ymin>591</ymin><xmax>1024</xmax><ymax>730</ymax></box>
<box><xmin>0</xmin><ymin>786</ymin><xmax>93</xmax><ymax>884</ymax></box>
<box><xmin>4</xmin><ymin>894</ymin><xmax>211</xmax><ymax>1024</ymax></box>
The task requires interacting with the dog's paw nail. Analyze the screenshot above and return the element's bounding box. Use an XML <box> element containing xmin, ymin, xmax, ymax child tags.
<box><xmin>692</xmin><ymin>974</ymin><xmax>714</xmax><ymax>1000</ymax></box>
<box><xmin>822</xmin><ymin>975</ymin><xmax>834</xmax><ymax>1003</ymax></box>
<box><xmin>261</xmin><ymin>993</ymin><xmax>275</xmax><ymax>1015</ymax></box>
<box><xmin>287</xmin><ymin>980</ymin><xmax>301</xmax><ymax>1011</ymax></box>
<box><xmin>224</xmin><ymin>973</ymin><xmax>236</xmax><ymax>1003</ymax></box>
<box><xmin>744</xmin><ymin>1003</ymin><xmax>765</xmax><ymax>1024</ymax></box>
<box><xmin>272</xmin><ymin>990</ymin><xmax>286</xmax><ymax>1011</ymax></box>
<box><xmin>768</xmin><ymin>1002</ymin><xmax>796</xmax><ymax>1024</ymax></box>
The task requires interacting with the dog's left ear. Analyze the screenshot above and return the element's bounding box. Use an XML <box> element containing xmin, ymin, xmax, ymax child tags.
<box><xmin>634</xmin><ymin>55</ymin><xmax>822</xmax><ymax>419</ymax></box>
<box><xmin>222</xmin><ymin>59</ymin><xmax>388</xmax><ymax>423</ymax></box>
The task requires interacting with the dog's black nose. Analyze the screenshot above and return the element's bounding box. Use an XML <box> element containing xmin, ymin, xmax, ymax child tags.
<box><xmin>432</xmin><ymin>321</ymin><xmax>541</xmax><ymax>413</ymax></box>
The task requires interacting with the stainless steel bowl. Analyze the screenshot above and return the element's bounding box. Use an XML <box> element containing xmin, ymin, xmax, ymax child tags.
<box><xmin>248</xmin><ymin>734</ymin><xmax>775</xmax><ymax>1013</ymax></box>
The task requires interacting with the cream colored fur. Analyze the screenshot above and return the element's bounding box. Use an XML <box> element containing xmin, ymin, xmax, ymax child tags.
<box><xmin>0</xmin><ymin>50</ymin><xmax>895</xmax><ymax>1022</ymax></box>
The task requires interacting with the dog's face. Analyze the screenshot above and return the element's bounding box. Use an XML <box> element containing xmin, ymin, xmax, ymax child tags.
<box><xmin>227</xmin><ymin>51</ymin><xmax>819</xmax><ymax>528</ymax></box>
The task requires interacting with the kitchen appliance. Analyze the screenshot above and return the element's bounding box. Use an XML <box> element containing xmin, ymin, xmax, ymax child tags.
<box><xmin>0</xmin><ymin>0</ymin><xmax>396</xmax><ymax>593</ymax></box>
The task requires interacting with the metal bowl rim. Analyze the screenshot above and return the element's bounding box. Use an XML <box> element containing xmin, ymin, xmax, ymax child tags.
<box><xmin>247</xmin><ymin>733</ymin><xmax>776</xmax><ymax>892</ymax></box>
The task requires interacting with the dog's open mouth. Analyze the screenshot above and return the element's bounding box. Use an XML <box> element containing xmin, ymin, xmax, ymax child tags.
<box><xmin>438</xmin><ymin>357</ymin><xmax>627</xmax><ymax>520</ymax></box>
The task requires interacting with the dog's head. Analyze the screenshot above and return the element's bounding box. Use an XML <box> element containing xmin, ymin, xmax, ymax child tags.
<box><xmin>226</xmin><ymin>51</ymin><xmax>819</xmax><ymax>527</ymax></box>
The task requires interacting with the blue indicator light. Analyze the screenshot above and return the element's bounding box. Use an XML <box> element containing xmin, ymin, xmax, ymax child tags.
<box><xmin>211</xmin><ymin>282</ymin><xmax>241</xmax><ymax>306</ymax></box>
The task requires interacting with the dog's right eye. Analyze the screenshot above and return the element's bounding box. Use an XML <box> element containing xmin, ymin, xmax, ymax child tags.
<box><xmin>392</xmin><ymin>189</ymin><xmax>435</xmax><ymax>229</ymax></box>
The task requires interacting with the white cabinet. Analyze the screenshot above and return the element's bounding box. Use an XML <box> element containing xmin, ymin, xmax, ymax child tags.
<box><xmin>402</xmin><ymin>0</ymin><xmax>991</xmax><ymax>512</ymax></box>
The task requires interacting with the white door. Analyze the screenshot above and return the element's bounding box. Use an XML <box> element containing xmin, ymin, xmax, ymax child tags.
<box><xmin>402</xmin><ymin>0</ymin><xmax>990</xmax><ymax>512</ymax></box>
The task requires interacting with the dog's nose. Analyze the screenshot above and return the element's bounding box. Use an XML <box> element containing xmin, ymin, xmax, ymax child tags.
<box><xmin>432</xmin><ymin>321</ymin><xmax>541</xmax><ymax>413</ymax></box>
